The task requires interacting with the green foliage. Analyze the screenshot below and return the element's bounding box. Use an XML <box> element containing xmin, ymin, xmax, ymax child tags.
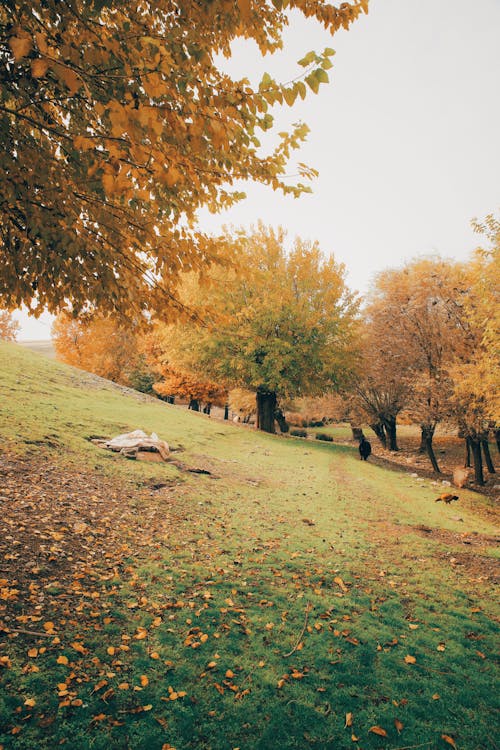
<box><xmin>152</xmin><ymin>224</ymin><xmax>360</xmax><ymax>407</ymax></box>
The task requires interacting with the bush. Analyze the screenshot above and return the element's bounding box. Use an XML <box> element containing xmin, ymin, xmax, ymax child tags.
<box><xmin>315</xmin><ymin>433</ymin><xmax>333</xmax><ymax>442</ymax></box>
<box><xmin>290</xmin><ymin>429</ymin><xmax>308</xmax><ymax>438</ymax></box>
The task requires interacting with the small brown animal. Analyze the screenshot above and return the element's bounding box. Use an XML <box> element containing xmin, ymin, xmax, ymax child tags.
<box><xmin>435</xmin><ymin>493</ymin><xmax>459</xmax><ymax>504</ymax></box>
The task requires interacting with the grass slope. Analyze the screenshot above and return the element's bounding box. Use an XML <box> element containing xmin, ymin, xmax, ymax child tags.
<box><xmin>0</xmin><ymin>342</ymin><xmax>498</xmax><ymax>750</ymax></box>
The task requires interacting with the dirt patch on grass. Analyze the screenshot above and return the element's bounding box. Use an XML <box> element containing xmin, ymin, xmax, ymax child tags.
<box><xmin>371</xmin><ymin>519</ymin><xmax>500</xmax><ymax>587</ymax></box>
<box><xmin>0</xmin><ymin>453</ymin><xmax>183</xmax><ymax>632</ymax></box>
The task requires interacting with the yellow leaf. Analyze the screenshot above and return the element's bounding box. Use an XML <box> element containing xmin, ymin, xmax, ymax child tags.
<box><xmin>394</xmin><ymin>718</ymin><xmax>404</xmax><ymax>733</ymax></box>
<box><xmin>31</xmin><ymin>58</ymin><xmax>49</xmax><ymax>78</ymax></box>
<box><xmin>225</xmin><ymin>669</ymin><xmax>235</xmax><ymax>679</ymax></box>
<box><xmin>441</xmin><ymin>735</ymin><xmax>457</xmax><ymax>748</ymax></box>
<box><xmin>24</xmin><ymin>698</ymin><xmax>36</xmax><ymax>707</ymax></box>
<box><xmin>164</xmin><ymin>166</ymin><xmax>181</xmax><ymax>187</ymax></box>
<box><xmin>351</xmin><ymin>734</ymin><xmax>359</xmax><ymax>742</ymax></box>
<box><xmin>140</xmin><ymin>675</ymin><xmax>149</xmax><ymax>687</ymax></box>
<box><xmin>57</xmin><ymin>655</ymin><xmax>69</xmax><ymax>665</ymax></box>
<box><xmin>43</xmin><ymin>621</ymin><xmax>55</xmax><ymax>632</ymax></box>
<box><xmin>9</xmin><ymin>35</ymin><xmax>32</xmax><ymax>61</ymax></box>
<box><xmin>404</xmin><ymin>654</ymin><xmax>416</xmax><ymax>664</ymax></box>
<box><xmin>118</xmin><ymin>682</ymin><xmax>130</xmax><ymax>690</ymax></box>
<box><xmin>437</xmin><ymin>643</ymin><xmax>446</xmax><ymax>651</ymax></box>
<box><xmin>345</xmin><ymin>712</ymin><xmax>353</xmax><ymax>727</ymax></box>
<box><xmin>107</xmin><ymin>646</ymin><xmax>116</xmax><ymax>656</ymax></box>
<box><xmin>150</xmin><ymin>652</ymin><xmax>160</xmax><ymax>660</ymax></box>
<box><xmin>238</xmin><ymin>0</ymin><xmax>252</xmax><ymax>21</ymax></box>
<box><xmin>409</xmin><ymin>623</ymin><xmax>419</xmax><ymax>630</ymax></box>
<box><xmin>71</xmin><ymin>642</ymin><xmax>86</xmax><ymax>654</ymax></box>
<box><xmin>27</xmin><ymin>648</ymin><xmax>38</xmax><ymax>658</ymax></box>
<box><xmin>334</xmin><ymin>576</ymin><xmax>348</xmax><ymax>592</ymax></box>
<box><xmin>369</xmin><ymin>726</ymin><xmax>388</xmax><ymax>737</ymax></box>
<box><xmin>55</xmin><ymin>64</ymin><xmax>82</xmax><ymax>95</ymax></box>
<box><xmin>433</xmin><ymin>693</ymin><xmax>441</xmax><ymax>700</ymax></box>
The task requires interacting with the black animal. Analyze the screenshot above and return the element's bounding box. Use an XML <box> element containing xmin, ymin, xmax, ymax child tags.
<box><xmin>359</xmin><ymin>437</ymin><xmax>372</xmax><ymax>461</ymax></box>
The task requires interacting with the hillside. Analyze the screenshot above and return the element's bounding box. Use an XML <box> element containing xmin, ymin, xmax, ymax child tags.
<box><xmin>0</xmin><ymin>342</ymin><xmax>498</xmax><ymax>750</ymax></box>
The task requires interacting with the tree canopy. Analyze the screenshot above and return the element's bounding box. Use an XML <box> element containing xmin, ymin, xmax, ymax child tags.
<box><xmin>148</xmin><ymin>223</ymin><xmax>359</xmax><ymax>431</ymax></box>
<box><xmin>0</xmin><ymin>0</ymin><xmax>367</xmax><ymax>317</ymax></box>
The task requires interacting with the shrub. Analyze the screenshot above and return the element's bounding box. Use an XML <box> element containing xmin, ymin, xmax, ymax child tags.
<box><xmin>315</xmin><ymin>433</ymin><xmax>333</xmax><ymax>442</ymax></box>
<box><xmin>290</xmin><ymin>429</ymin><xmax>308</xmax><ymax>438</ymax></box>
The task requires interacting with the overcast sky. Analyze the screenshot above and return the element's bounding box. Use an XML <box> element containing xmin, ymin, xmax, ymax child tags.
<box><xmin>14</xmin><ymin>0</ymin><xmax>500</xmax><ymax>340</ymax></box>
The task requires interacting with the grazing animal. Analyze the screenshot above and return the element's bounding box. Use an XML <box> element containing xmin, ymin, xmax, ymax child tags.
<box><xmin>359</xmin><ymin>437</ymin><xmax>372</xmax><ymax>461</ymax></box>
<box><xmin>435</xmin><ymin>493</ymin><xmax>459</xmax><ymax>504</ymax></box>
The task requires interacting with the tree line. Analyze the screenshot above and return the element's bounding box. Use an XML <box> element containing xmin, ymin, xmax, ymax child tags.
<box><xmin>47</xmin><ymin>217</ymin><xmax>499</xmax><ymax>485</ymax></box>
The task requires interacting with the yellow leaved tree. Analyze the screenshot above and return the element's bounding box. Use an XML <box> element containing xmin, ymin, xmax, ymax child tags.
<box><xmin>0</xmin><ymin>0</ymin><xmax>367</xmax><ymax>318</ymax></box>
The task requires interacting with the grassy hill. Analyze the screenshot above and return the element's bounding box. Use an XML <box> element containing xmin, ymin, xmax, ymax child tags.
<box><xmin>0</xmin><ymin>341</ymin><xmax>498</xmax><ymax>750</ymax></box>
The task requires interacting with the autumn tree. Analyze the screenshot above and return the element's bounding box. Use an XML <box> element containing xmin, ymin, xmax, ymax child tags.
<box><xmin>52</xmin><ymin>311</ymin><xmax>155</xmax><ymax>390</ymax></box>
<box><xmin>359</xmin><ymin>259</ymin><xmax>470</xmax><ymax>469</ymax></box>
<box><xmin>449</xmin><ymin>215</ymin><xmax>500</xmax><ymax>484</ymax></box>
<box><xmin>0</xmin><ymin>310</ymin><xmax>20</xmax><ymax>341</ymax></box>
<box><xmin>153</xmin><ymin>367</ymin><xmax>227</xmax><ymax>413</ymax></box>
<box><xmin>0</xmin><ymin>0</ymin><xmax>367</xmax><ymax>318</ymax></box>
<box><xmin>149</xmin><ymin>224</ymin><xmax>359</xmax><ymax>433</ymax></box>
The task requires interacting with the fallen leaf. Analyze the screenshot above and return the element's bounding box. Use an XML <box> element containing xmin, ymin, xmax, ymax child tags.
<box><xmin>345</xmin><ymin>712</ymin><xmax>353</xmax><ymax>727</ymax></box>
<box><xmin>433</xmin><ymin>693</ymin><xmax>440</xmax><ymax>700</ymax></box>
<box><xmin>27</xmin><ymin>648</ymin><xmax>38</xmax><ymax>658</ymax></box>
<box><xmin>56</xmin><ymin>655</ymin><xmax>69</xmax><ymax>665</ymax></box>
<box><xmin>394</xmin><ymin>718</ymin><xmax>404</xmax><ymax>733</ymax></box>
<box><xmin>140</xmin><ymin>675</ymin><xmax>149</xmax><ymax>687</ymax></box>
<box><xmin>369</xmin><ymin>725</ymin><xmax>388</xmax><ymax>737</ymax></box>
<box><xmin>404</xmin><ymin>654</ymin><xmax>416</xmax><ymax>664</ymax></box>
<box><xmin>441</xmin><ymin>734</ymin><xmax>457</xmax><ymax>748</ymax></box>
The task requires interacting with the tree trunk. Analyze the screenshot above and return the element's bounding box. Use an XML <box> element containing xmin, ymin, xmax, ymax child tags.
<box><xmin>480</xmin><ymin>434</ymin><xmax>495</xmax><ymax>474</ymax></box>
<box><xmin>370</xmin><ymin>422</ymin><xmax>387</xmax><ymax>448</ymax></box>
<box><xmin>224</xmin><ymin>403</ymin><xmax>229</xmax><ymax>420</ymax></box>
<box><xmin>188</xmin><ymin>399</ymin><xmax>199</xmax><ymax>411</ymax></box>
<box><xmin>470</xmin><ymin>437</ymin><xmax>485</xmax><ymax>485</ymax></box>
<box><xmin>495</xmin><ymin>428</ymin><xmax>500</xmax><ymax>454</ymax></box>
<box><xmin>421</xmin><ymin>424</ymin><xmax>440</xmax><ymax>473</ymax></box>
<box><xmin>256</xmin><ymin>390</ymin><xmax>277</xmax><ymax>433</ymax></box>
<box><xmin>203</xmin><ymin>403</ymin><xmax>212</xmax><ymax>415</ymax></box>
<box><xmin>418</xmin><ymin>426</ymin><xmax>427</xmax><ymax>454</ymax></box>
<box><xmin>464</xmin><ymin>436</ymin><xmax>472</xmax><ymax>468</ymax></box>
<box><xmin>274</xmin><ymin>407</ymin><xmax>289</xmax><ymax>433</ymax></box>
<box><xmin>382</xmin><ymin>416</ymin><xmax>399</xmax><ymax>451</ymax></box>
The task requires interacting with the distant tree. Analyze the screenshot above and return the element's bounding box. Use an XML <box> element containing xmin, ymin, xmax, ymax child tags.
<box><xmin>449</xmin><ymin>215</ymin><xmax>499</xmax><ymax>484</ymax></box>
<box><xmin>0</xmin><ymin>311</ymin><xmax>20</xmax><ymax>341</ymax></box>
<box><xmin>361</xmin><ymin>259</ymin><xmax>469</xmax><ymax>468</ymax></box>
<box><xmin>153</xmin><ymin>367</ymin><xmax>227</xmax><ymax>413</ymax></box>
<box><xmin>52</xmin><ymin>311</ymin><xmax>155</xmax><ymax>389</ymax></box>
<box><xmin>0</xmin><ymin>0</ymin><xmax>366</xmax><ymax>318</ymax></box>
<box><xmin>149</xmin><ymin>224</ymin><xmax>359</xmax><ymax>433</ymax></box>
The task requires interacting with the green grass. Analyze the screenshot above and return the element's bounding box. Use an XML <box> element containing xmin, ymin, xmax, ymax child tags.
<box><xmin>0</xmin><ymin>342</ymin><xmax>498</xmax><ymax>750</ymax></box>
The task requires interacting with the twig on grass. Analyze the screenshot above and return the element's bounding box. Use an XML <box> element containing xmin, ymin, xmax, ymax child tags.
<box><xmin>283</xmin><ymin>602</ymin><xmax>312</xmax><ymax>657</ymax></box>
<box><xmin>2</xmin><ymin>628</ymin><xmax>55</xmax><ymax>638</ymax></box>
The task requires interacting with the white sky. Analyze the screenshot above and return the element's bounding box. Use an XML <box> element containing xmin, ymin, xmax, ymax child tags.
<box><xmin>14</xmin><ymin>0</ymin><xmax>500</xmax><ymax>340</ymax></box>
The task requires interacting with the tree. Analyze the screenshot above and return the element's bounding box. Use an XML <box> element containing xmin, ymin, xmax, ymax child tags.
<box><xmin>153</xmin><ymin>367</ymin><xmax>227</xmax><ymax>413</ymax></box>
<box><xmin>149</xmin><ymin>224</ymin><xmax>359</xmax><ymax>432</ymax></box>
<box><xmin>449</xmin><ymin>214</ymin><xmax>500</xmax><ymax>484</ymax></box>
<box><xmin>0</xmin><ymin>0</ymin><xmax>367</xmax><ymax>318</ymax></box>
<box><xmin>52</xmin><ymin>311</ymin><xmax>155</xmax><ymax>389</ymax></box>
<box><xmin>0</xmin><ymin>310</ymin><xmax>20</xmax><ymax>341</ymax></box>
<box><xmin>360</xmin><ymin>258</ymin><xmax>469</xmax><ymax>469</ymax></box>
